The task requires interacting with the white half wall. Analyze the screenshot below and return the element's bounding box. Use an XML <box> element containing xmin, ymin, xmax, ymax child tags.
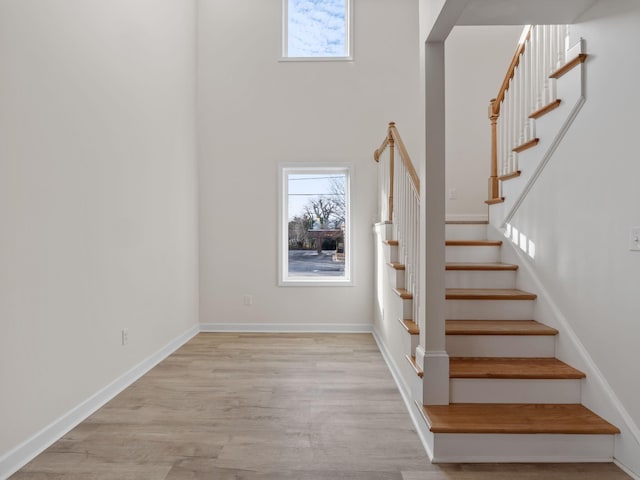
<box><xmin>505</xmin><ymin>1</ymin><xmax>640</xmax><ymax>475</ymax></box>
<box><xmin>444</xmin><ymin>25</ymin><xmax>523</xmax><ymax>220</ymax></box>
<box><xmin>197</xmin><ymin>0</ymin><xmax>422</xmax><ymax>327</ymax></box>
<box><xmin>0</xmin><ymin>0</ymin><xmax>199</xmax><ymax>465</ymax></box>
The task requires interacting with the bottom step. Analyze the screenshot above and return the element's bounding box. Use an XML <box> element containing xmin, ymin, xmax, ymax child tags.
<box><xmin>416</xmin><ymin>403</ymin><xmax>619</xmax><ymax>463</ymax></box>
<box><xmin>421</xmin><ymin>403</ymin><xmax>619</xmax><ymax>434</ymax></box>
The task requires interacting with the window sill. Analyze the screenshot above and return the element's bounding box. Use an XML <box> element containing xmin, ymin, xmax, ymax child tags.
<box><xmin>278</xmin><ymin>56</ymin><xmax>353</xmax><ymax>63</ymax></box>
<box><xmin>279</xmin><ymin>278</ymin><xmax>353</xmax><ymax>287</ymax></box>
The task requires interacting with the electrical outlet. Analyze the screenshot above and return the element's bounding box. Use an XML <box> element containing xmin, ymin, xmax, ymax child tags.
<box><xmin>449</xmin><ymin>189</ymin><xmax>457</xmax><ymax>200</ymax></box>
<box><xmin>121</xmin><ymin>329</ymin><xmax>129</xmax><ymax>346</ymax></box>
<box><xmin>243</xmin><ymin>294</ymin><xmax>253</xmax><ymax>306</ymax></box>
<box><xmin>630</xmin><ymin>227</ymin><xmax>640</xmax><ymax>251</ymax></box>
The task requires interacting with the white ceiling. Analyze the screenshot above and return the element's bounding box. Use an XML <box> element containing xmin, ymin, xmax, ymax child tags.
<box><xmin>455</xmin><ymin>0</ymin><xmax>598</xmax><ymax>25</ymax></box>
<box><xmin>426</xmin><ymin>0</ymin><xmax>598</xmax><ymax>42</ymax></box>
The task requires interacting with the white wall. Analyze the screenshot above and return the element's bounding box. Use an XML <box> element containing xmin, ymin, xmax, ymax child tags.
<box><xmin>445</xmin><ymin>26</ymin><xmax>523</xmax><ymax>221</ymax></box>
<box><xmin>507</xmin><ymin>1</ymin><xmax>640</xmax><ymax>475</ymax></box>
<box><xmin>197</xmin><ymin>0</ymin><xmax>422</xmax><ymax>327</ymax></box>
<box><xmin>0</xmin><ymin>0</ymin><xmax>198</xmax><ymax>462</ymax></box>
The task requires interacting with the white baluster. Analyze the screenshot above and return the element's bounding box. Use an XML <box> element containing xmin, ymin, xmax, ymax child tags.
<box><xmin>529</xmin><ymin>27</ymin><xmax>537</xmax><ymax>139</ymax></box>
<box><xmin>512</xmin><ymin>69</ymin><xmax>518</xmax><ymax>154</ymax></box>
<box><xmin>564</xmin><ymin>25</ymin><xmax>570</xmax><ymax>65</ymax></box>
<box><xmin>519</xmin><ymin>57</ymin><xmax>526</xmax><ymax>144</ymax></box>
<box><xmin>540</xmin><ymin>25</ymin><xmax>547</xmax><ymax>108</ymax></box>
<box><xmin>498</xmin><ymin>100</ymin><xmax>507</xmax><ymax>176</ymax></box>
<box><xmin>534</xmin><ymin>26</ymin><xmax>541</xmax><ymax>109</ymax></box>
<box><xmin>521</xmin><ymin>41</ymin><xmax>532</xmax><ymax>142</ymax></box>
<box><xmin>551</xmin><ymin>26</ymin><xmax>558</xmax><ymax>101</ymax></box>
<box><xmin>509</xmin><ymin>82</ymin><xmax>516</xmax><ymax>173</ymax></box>
<box><xmin>506</xmin><ymin>88</ymin><xmax>511</xmax><ymax>174</ymax></box>
<box><xmin>562</xmin><ymin>25</ymin><xmax>569</xmax><ymax>66</ymax></box>
<box><xmin>543</xmin><ymin>25</ymin><xmax>550</xmax><ymax>106</ymax></box>
<box><xmin>511</xmin><ymin>83</ymin><xmax>517</xmax><ymax>173</ymax></box>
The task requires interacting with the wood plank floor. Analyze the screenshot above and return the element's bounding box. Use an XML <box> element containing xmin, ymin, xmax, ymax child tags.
<box><xmin>11</xmin><ymin>333</ymin><xmax>630</xmax><ymax>480</ymax></box>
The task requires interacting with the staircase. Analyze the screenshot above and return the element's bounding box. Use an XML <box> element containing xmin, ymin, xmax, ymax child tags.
<box><xmin>388</xmin><ymin>221</ymin><xmax>620</xmax><ymax>462</ymax></box>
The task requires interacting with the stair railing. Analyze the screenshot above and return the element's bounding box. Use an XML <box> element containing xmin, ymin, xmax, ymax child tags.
<box><xmin>374</xmin><ymin>122</ymin><xmax>420</xmax><ymax>322</ymax></box>
<box><xmin>487</xmin><ymin>25</ymin><xmax>569</xmax><ymax>203</ymax></box>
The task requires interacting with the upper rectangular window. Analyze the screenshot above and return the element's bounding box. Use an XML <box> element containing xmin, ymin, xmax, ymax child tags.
<box><xmin>282</xmin><ymin>0</ymin><xmax>353</xmax><ymax>61</ymax></box>
<box><xmin>279</xmin><ymin>164</ymin><xmax>352</xmax><ymax>285</ymax></box>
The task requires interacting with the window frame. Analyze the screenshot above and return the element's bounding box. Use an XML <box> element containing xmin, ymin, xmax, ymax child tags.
<box><xmin>278</xmin><ymin>163</ymin><xmax>353</xmax><ymax>286</ymax></box>
<box><xmin>280</xmin><ymin>0</ymin><xmax>354</xmax><ymax>62</ymax></box>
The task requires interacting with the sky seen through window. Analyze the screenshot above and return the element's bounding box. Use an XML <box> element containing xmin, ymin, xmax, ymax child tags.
<box><xmin>287</xmin><ymin>0</ymin><xmax>348</xmax><ymax>57</ymax></box>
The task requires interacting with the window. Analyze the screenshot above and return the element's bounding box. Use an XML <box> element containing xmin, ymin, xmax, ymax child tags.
<box><xmin>282</xmin><ymin>0</ymin><xmax>353</xmax><ymax>60</ymax></box>
<box><xmin>279</xmin><ymin>164</ymin><xmax>352</xmax><ymax>285</ymax></box>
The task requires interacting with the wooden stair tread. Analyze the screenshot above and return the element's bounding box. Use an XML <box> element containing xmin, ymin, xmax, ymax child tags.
<box><xmin>498</xmin><ymin>170</ymin><xmax>521</xmax><ymax>181</ymax></box>
<box><xmin>393</xmin><ymin>288</ymin><xmax>413</xmax><ymax>299</ymax></box>
<box><xmin>512</xmin><ymin>138</ymin><xmax>540</xmax><ymax>153</ymax></box>
<box><xmin>420</xmin><ymin>403</ymin><xmax>620</xmax><ymax>434</ymax></box>
<box><xmin>399</xmin><ymin>319</ymin><xmax>419</xmax><ymax>335</ymax></box>
<box><xmin>446</xmin><ymin>288</ymin><xmax>537</xmax><ymax>300</ymax></box>
<box><xmin>406</xmin><ymin>355</ymin><xmax>423</xmax><ymax>378</ymax></box>
<box><xmin>446</xmin><ymin>262</ymin><xmax>518</xmax><ymax>271</ymax></box>
<box><xmin>383</xmin><ymin>239</ymin><xmax>399</xmax><ymax>246</ymax></box>
<box><xmin>550</xmin><ymin>53</ymin><xmax>588</xmax><ymax>79</ymax></box>
<box><xmin>446</xmin><ymin>320</ymin><xmax>558</xmax><ymax>336</ymax></box>
<box><xmin>388</xmin><ymin>262</ymin><xmax>405</xmax><ymax>270</ymax></box>
<box><xmin>529</xmin><ymin>99</ymin><xmax>562</xmax><ymax>119</ymax></box>
<box><xmin>445</xmin><ymin>220</ymin><xmax>489</xmax><ymax>225</ymax></box>
<box><xmin>449</xmin><ymin>357</ymin><xmax>585</xmax><ymax>379</ymax></box>
<box><xmin>446</xmin><ymin>240</ymin><xmax>502</xmax><ymax>247</ymax></box>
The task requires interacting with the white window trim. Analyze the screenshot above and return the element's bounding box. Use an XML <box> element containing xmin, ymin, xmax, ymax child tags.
<box><xmin>280</xmin><ymin>0</ymin><xmax>354</xmax><ymax>62</ymax></box>
<box><xmin>278</xmin><ymin>163</ymin><xmax>353</xmax><ymax>286</ymax></box>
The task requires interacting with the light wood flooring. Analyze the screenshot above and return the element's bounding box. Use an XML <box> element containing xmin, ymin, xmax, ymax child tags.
<box><xmin>12</xmin><ymin>333</ymin><xmax>630</xmax><ymax>479</ymax></box>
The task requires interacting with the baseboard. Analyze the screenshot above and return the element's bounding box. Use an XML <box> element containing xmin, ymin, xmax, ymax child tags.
<box><xmin>615</xmin><ymin>459</ymin><xmax>640</xmax><ymax>480</ymax></box>
<box><xmin>372</xmin><ymin>327</ymin><xmax>434</xmax><ymax>461</ymax></box>
<box><xmin>199</xmin><ymin>322</ymin><xmax>373</xmax><ymax>333</ymax></box>
<box><xmin>0</xmin><ymin>324</ymin><xmax>200</xmax><ymax>479</ymax></box>
<box><xmin>445</xmin><ymin>214</ymin><xmax>489</xmax><ymax>223</ymax></box>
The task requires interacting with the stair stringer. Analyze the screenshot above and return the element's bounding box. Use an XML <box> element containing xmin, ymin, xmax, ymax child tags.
<box><xmin>487</xmin><ymin>223</ymin><xmax>640</xmax><ymax>476</ymax></box>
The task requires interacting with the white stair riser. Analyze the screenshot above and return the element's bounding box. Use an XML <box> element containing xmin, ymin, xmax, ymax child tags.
<box><xmin>450</xmin><ymin>378</ymin><xmax>581</xmax><ymax>404</ymax></box>
<box><xmin>384</xmin><ymin>244</ymin><xmax>398</xmax><ymax>263</ymax></box>
<box><xmin>400</xmin><ymin>326</ymin><xmax>419</xmax><ymax>358</ymax></box>
<box><xmin>446</xmin><ymin>270</ymin><xmax>516</xmax><ymax>289</ymax></box>
<box><xmin>446</xmin><ymin>334</ymin><xmax>555</xmax><ymax>357</ymax></box>
<box><xmin>409</xmin><ymin>332</ymin><xmax>419</xmax><ymax>353</ymax></box>
<box><xmin>446</xmin><ymin>299</ymin><xmax>534</xmax><ymax>320</ymax></box>
<box><xmin>431</xmin><ymin>433</ymin><xmax>614</xmax><ymax>463</ymax></box>
<box><xmin>389</xmin><ymin>266</ymin><xmax>404</xmax><ymax>289</ymax></box>
<box><xmin>445</xmin><ymin>224</ymin><xmax>488</xmax><ymax>241</ymax></box>
<box><xmin>446</xmin><ymin>246</ymin><xmax>501</xmax><ymax>263</ymax></box>
<box><xmin>400</xmin><ymin>298</ymin><xmax>413</xmax><ymax>319</ymax></box>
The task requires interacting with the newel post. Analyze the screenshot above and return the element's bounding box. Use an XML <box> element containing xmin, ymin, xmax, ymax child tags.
<box><xmin>387</xmin><ymin>122</ymin><xmax>395</xmax><ymax>223</ymax></box>
<box><xmin>488</xmin><ymin>99</ymin><xmax>500</xmax><ymax>201</ymax></box>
